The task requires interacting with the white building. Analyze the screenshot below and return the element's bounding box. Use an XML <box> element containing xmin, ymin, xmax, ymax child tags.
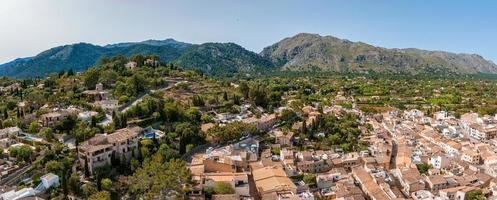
<box><xmin>430</xmin><ymin>154</ymin><xmax>451</xmax><ymax>169</ymax></box>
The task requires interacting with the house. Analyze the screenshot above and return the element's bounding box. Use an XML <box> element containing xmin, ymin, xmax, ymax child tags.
<box><xmin>125</xmin><ymin>61</ymin><xmax>137</xmax><ymax>69</ymax></box>
<box><xmin>202</xmin><ymin>172</ymin><xmax>250</xmax><ymax>197</ymax></box>
<box><xmin>0</xmin><ymin>83</ymin><xmax>21</xmax><ymax>93</ymax></box>
<box><xmin>280</xmin><ymin>149</ymin><xmax>297</xmax><ymax>176</ymax></box>
<box><xmin>0</xmin><ymin>127</ymin><xmax>23</xmax><ymax>138</ymax></box>
<box><xmin>0</xmin><ymin>138</ymin><xmax>16</xmax><ymax>149</ymax></box>
<box><xmin>82</xmin><ymin>83</ymin><xmax>109</xmax><ymax>102</ymax></box>
<box><xmin>295</xmin><ymin>151</ymin><xmax>332</xmax><ymax>173</ymax></box>
<box><xmin>78</xmin><ymin>127</ymin><xmax>142</xmax><ymax>174</ymax></box>
<box><xmin>202</xmin><ymin>137</ymin><xmax>260</xmax><ymax>172</ymax></box>
<box><xmin>468</xmin><ymin>123</ymin><xmax>497</xmax><ymax>141</ymax></box>
<box><xmin>257</xmin><ymin>114</ymin><xmax>278</xmax><ymax>131</ymax></box>
<box><xmin>439</xmin><ymin>140</ymin><xmax>461</xmax><ymax>156</ymax></box>
<box><xmin>430</xmin><ymin>154</ymin><xmax>451</xmax><ymax>169</ymax></box>
<box><xmin>411</xmin><ymin>190</ymin><xmax>434</xmax><ymax>200</ymax></box>
<box><xmin>252</xmin><ymin>166</ymin><xmax>297</xmax><ymax>199</ymax></box>
<box><xmin>438</xmin><ymin>186</ymin><xmax>476</xmax><ymax>200</ymax></box>
<box><xmin>316</xmin><ymin>168</ymin><xmax>348</xmax><ymax>189</ymax></box>
<box><xmin>395</xmin><ymin>167</ymin><xmax>425</xmax><ymax>196</ymax></box>
<box><xmin>425</xmin><ymin>175</ymin><xmax>457</xmax><ymax>193</ymax></box>
<box><xmin>78</xmin><ymin>111</ymin><xmax>99</xmax><ymax>123</ymax></box>
<box><xmin>271</xmin><ymin>130</ymin><xmax>294</xmax><ymax>146</ymax></box>
<box><xmin>461</xmin><ymin>150</ymin><xmax>481</xmax><ymax>165</ymax></box>
<box><xmin>144</xmin><ymin>58</ymin><xmax>160</xmax><ymax>67</ymax></box>
<box><xmin>93</xmin><ymin>100</ymin><xmax>119</xmax><ymax>112</ymax></box>
<box><xmin>351</xmin><ymin>166</ymin><xmax>391</xmax><ymax>200</ymax></box>
<box><xmin>291</xmin><ymin>122</ymin><xmax>303</xmax><ymax>132</ymax></box>
<box><xmin>40</xmin><ymin>111</ymin><xmax>69</xmax><ymax>127</ymax></box>
<box><xmin>17</xmin><ymin>101</ymin><xmax>28</xmax><ymax>117</ymax></box>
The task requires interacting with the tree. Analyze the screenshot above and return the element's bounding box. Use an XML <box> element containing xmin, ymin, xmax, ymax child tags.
<box><xmin>44</xmin><ymin>160</ymin><xmax>64</xmax><ymax>176</ymax></box>
<box><xmin>416</xmin><ymin>163</ymin><xmax>432</xmax><ymax>174</ymax></box>
<box><xmin>3</xmin><ymin>108</ymin><xmax>8</xmax><ymax>119</ymax></box>
<box><xmin>126</xmin><ymin>73</ymin><xmax>148</xmax><ymax>96</ymax></box>
<box><xmin>192</xmin><ymin>95</ymin><xmax>205</xmax><ymax>107</ymax></box>
<box><xmin>83</xmin><ymin>68</ymin><xmax>101</xmax><ymax>89</ymax></box>
<box><xmin>68</xmin><ymin>173</ymin><xmax>80</xmax><ymax>195</ymax></box>
<box><xmin>84</xmin><ymin>159</ymin><xmax>90</xmax><ymax>177</ymax></box>
<box><xmin>101</xmin><ymin>178</ymin><xmax>112</xmax><ymax>191</ymax></box>
<box><xmin>466</xmin><ymin>190</ymin><xmax>485</xmax><ymax>200</ymax></box>
<box><xmin>213</xmin><ymin>182</ymin><xmax>235</xmax><ymax>194</ymax></box>
<box><xmin>129</xmin><ymin>155</ymin><xmax>190</xmax><ymax>199</ymax></box>
<box><xmin>61</xmin><ymin>165</ymin><xmax>68</xmax><ymax>196</ymax></box>
<box><xmin>302</xmin><ymin>174</ymin><xmax>316</xmax><ymax>186</ymax></box>
<box><xmin>223</xmin><ymin>91</ymin><xmax>228</xmax><ymax>101</ymax></box>
<box><xmin>27</xmin><ymin>121</ymin><xmax>40</xmax><ymax>133</ymax></box>
<box><xmin>98</xmin><ymin>70</ymin><xmax>119</xmax><ymax>87</ymax></box>
<box><xmin>55</xmin><ymin>115</ymin><xmax>77</xmax><ymax>134</ymax></box>
<box><xmin>88</xmin><ymin>191</ymin><xmax>111</xmax><ymax>200</ymax></box>
<box><xmin>174</xmin><ymin>122</ymin><xmax>201</xmax><ymax>154</ymax></box>
<box><xmin>131</xmin><ymin>54</ymin><xmax>145</xmax><ymax>67</ymax></box>
<box><xmin>239</xmin><ymin>82</ymin><xmax>250</xmax><ymax>99</ymax></box>
<box><xmin>9</xmin><ymin>145</ymin><xmax>32</xmax><ymax>162</ymax></box>
<box><xmin>67</xmin><ymin>68</ymin><xmax>75</xmax><ymax>76</ymax></box>
<box><xmin>206</xmin><ymin>122</ymin><xmax>258</xmax><ymax>143</ymax></box>
<box><xmin>82</xmin><ymin>183</ymin><xmax>98</xmax><ymax>198</ymax></box>
<box><xmin>302</xmin><ymin>120</ymin><xmax>307</xmax><ymax>136</ymax></box>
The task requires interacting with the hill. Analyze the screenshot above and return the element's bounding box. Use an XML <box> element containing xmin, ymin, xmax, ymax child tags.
<box><xmin>0</xmin><ymin>39</ymin><xmax>191</xmax><ymax>78</ymax></box>
<box><xmin>0</xmin><ymin>40</ymin><xmax>273</xmax><ymax>78</ymax></box>
<box><xmin>175</xmin><ymin>43</ymin><xmax>274</xmax><ymax>75</ymax></box>
<box><xmin>260</xmin><ymin>33</ymin><xmax>497</xmax><ymax>75</ymax></box>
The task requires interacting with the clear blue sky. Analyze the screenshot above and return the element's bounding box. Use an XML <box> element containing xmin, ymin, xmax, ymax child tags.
<box><xmin>1</xmin><ymin>0</ymin><xmax>496</xmax><ymax>63</ymax></box>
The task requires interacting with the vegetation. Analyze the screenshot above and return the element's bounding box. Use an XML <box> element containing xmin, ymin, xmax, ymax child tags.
<box><xmin>416</xmin><ymin>163</ymin><xmax>432</xmax><ymax>174</ymax></box>
<box><xmin>466</xmin><ymin>190</ymin><xmax>485</xmax><ymax>200</ymax></box>
<box><xmin>206</xmin><ymin>121</ymin><xmax>259</xmax><ymax>143</ymax></box>
<box><xmin>128</xmin><ymin>154</ymin><xmax>190</xmax><ymax>199</ymax></box>
<box><xmin>9</xmin><ymin>145</ymin><xmax>33</xmax><ymax>163</ymax></box>
<box><xmin>212</xmin><ymin>182</ymin><xmax>235</xmax><ymax>194</ymax></box>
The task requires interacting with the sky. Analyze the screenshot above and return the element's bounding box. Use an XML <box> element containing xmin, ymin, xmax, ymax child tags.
<box><xmin>0</xmin><ymin>0</ymin><xmax>496</xmax><ymax>63</ymax></box>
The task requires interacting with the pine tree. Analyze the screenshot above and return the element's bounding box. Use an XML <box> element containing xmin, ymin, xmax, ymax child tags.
<box><xmin>223</xmin><ymin>91</ymin><xmax>228</xmax><ymax>101</ymax></box>
<box><xmin>84</xmin><ymin>159</ymin><xmax>90</xmax><ymax>177</ymax></box>
<box><xmin>67</xmin><ymin>68</ymin><xmax>75</xmax><ymax>76</ymax></box>
<box><xmin>90</xmin><ymin>116</ymin><xmax>97</xmax><ymax>127</ymax></box>
<box><xmin>3</xmin><ymin>108</ymin><xmax>8</xmax><ymax>119</ymax></box>
<box><xmin>62</xmin><ymin>168</ymin><xmax>68</xmax><ymax>196</ymax></box>
<box><xmin>302</xmin><ymin>120</ymin><xmax>307</xmax><ymax>136</ymax></box>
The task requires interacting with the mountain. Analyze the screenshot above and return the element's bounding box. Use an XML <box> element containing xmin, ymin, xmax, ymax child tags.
<box><xmin>261</xmin><ymin>33</ymin><xmax>497</xmax><ymax>75</ymax></box>
<box><xmin>2</xmin><ymin>33</ymin><xmax>496</xmax><ymax>78</ymax></box>
<box><xmin>175</xmin><ymin>43</ymin><xmax>274</xmax><ymax>75</ymax></box>
<box><xmin>0</xmin><ymin>39</ymin><xmax>272</xmax><ymax>78</ymax></box>
<box><xmin>104</xmin><ymin>39</ymin><xmax>191</xmax><ymax>49</ymax></box>
<box><xmin>0</xmin><ymin>39</ymin><xmax>192</xmax><ymax>78</ymax></box>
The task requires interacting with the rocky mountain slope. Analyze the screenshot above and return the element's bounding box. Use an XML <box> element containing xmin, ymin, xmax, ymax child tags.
<box><xmin>260</xmin><ymin>33</ymin><xmax>497</xmax><ymax>74</ymax></box>
<box><xmin>1</xmin><ymin>33</ymin><xmax>496</xmax><ymax>78</ymax></box>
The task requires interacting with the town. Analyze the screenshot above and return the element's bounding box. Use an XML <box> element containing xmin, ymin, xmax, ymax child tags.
<box><xmin>0</xmin><ymin>54</ymin><xmax>493</xmax><ymax>200</ymax></box>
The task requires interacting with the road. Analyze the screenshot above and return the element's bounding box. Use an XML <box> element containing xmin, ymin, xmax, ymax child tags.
<box><xmin>120</xmin><ymin>80</ymin><xmax>187</xmax><ymax>113</ymax></box>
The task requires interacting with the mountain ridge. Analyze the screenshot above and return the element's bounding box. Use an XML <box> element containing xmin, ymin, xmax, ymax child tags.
<box><xmin>260</xmin><ymin>33</ymin><xmax>497</xmax><ymax>74</ymax></box>
<box><xmin>1</xmin><ymin>33</ymin><xmax>496</xmax><ymax>78</ymax></box>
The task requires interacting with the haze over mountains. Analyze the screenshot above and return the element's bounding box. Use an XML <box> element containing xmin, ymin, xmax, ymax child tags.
<box><xmin>1</xmin><ymin>33</ymin><xmax>496</xmax><ymax>78</ymax></box>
